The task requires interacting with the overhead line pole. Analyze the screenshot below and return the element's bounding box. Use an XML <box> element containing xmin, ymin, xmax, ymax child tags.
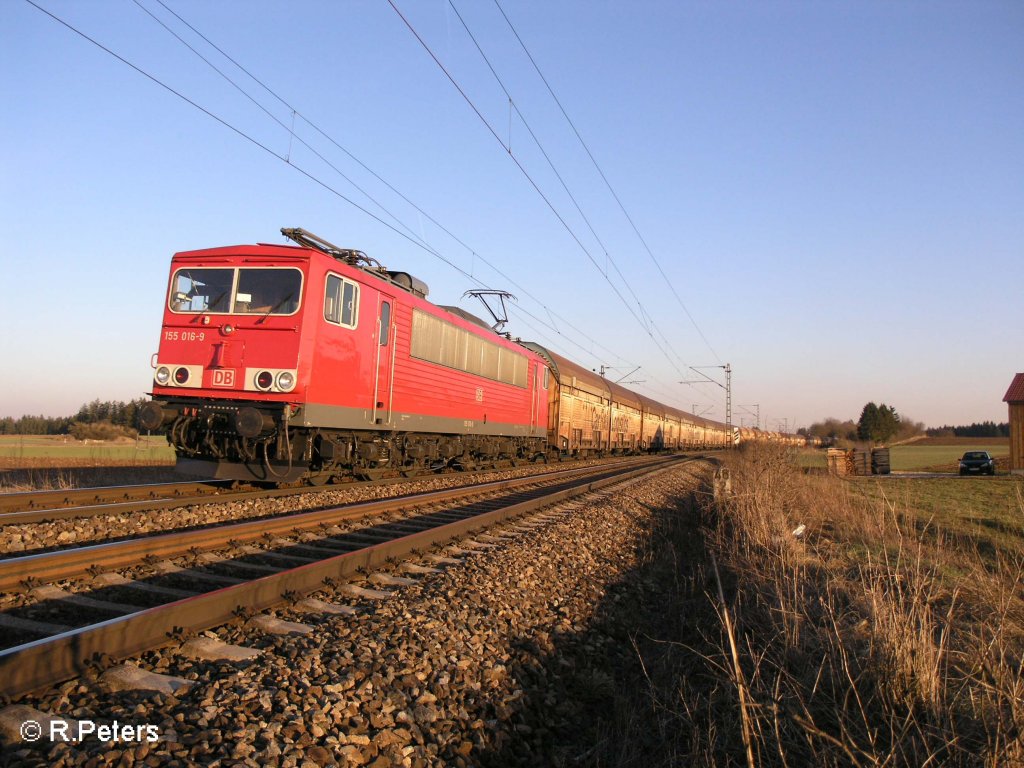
<box><xmin>681</xmin><ymin>364</ymin><xmax>732</xmax><ymax>441</ymax></box>
<box><xmin>738</xmin><ymin>404</ymin><xmax>760</xmax><ymax>431</ymax></box>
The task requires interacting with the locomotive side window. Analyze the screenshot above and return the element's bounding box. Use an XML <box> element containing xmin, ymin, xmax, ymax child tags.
<box><xmin>478</xmin><ymin>338</ymin><xmax>500</xmax><ymax>380</ymax></box>
<box><xmin>439</xmin><ymin>321</ymin><xmax>462</xmax><ymax>369</ymax></box>
<box><xmin>379</xmin><ymin>301</ymin><xmax>391</xmax><ymax>345</ymax></box>
<box><xmin>411</xmin><ymin>309</ymin><xmax>528</xmax><ymax>387</ymax></box>
<box><xmin>170</xmin><ymin>267</ymin><xmax>302</xmax><ymax>315</ymax></box>
<box><xmin>324</xmin><ymin>274</ymin><xmax>359</xmax><ymax>328</ymax></box>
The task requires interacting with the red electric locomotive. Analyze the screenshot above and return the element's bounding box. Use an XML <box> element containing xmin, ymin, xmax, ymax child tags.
<box><xmin>140</xmin><ymin>228</ymin><xmax>551</xmax><ymax>483</ymax></box>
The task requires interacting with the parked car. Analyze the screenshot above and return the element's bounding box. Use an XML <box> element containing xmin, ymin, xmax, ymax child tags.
<box><xmin>958</xmin><ymin>451</ymin><xmax>996</xmax><ymax>476</ymax></box>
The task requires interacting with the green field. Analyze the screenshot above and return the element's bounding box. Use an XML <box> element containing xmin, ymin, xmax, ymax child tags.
<box><xmin>0</xmin><ymin>434</ymin><xmax>175</xmax><ymax>464</ymax></box>
<box><xmin>890</xmin><ymin>443</ymin><xmax>1009</xmax><ymax>471</ymax></box>
<box><xmin>793</xmin><ymin>439</ymin><xmax>1020</xmax><ymax>559</ymax></box>
<box><xmin>796</xmin><ymin>442</ymin><xmax>1010</xmax><ymax>472</ymax></box>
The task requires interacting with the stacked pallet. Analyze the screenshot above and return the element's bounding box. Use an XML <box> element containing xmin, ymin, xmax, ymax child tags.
<box><xmin>871</xmin><ymin>448</ymin><xmax>891</xmax><ymax>475</ymax></box>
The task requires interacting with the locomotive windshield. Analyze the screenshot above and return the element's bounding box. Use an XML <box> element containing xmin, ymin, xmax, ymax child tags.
<box><xmin>170</xmin><ymin>267</ymin><xmax>302</xmax><ymax>315</ymax></box>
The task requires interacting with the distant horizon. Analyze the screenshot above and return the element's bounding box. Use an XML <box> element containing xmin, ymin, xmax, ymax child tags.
<box><xmin>0</xmin><ymin>394</ymin><xmax>1016</xmax><ymax>435</ymax></box>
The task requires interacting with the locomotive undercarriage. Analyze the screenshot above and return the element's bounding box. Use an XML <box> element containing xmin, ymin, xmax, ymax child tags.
<box><xmin>141</xmin><ymin>398</ymin><xmax>548</xmax><ymax>484</ymax></box>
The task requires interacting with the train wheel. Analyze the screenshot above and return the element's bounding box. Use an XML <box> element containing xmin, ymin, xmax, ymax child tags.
<box><xmin>306</xmin><ymin>470</ymin><xmax>333</xmax><ymax>486</ymax></box>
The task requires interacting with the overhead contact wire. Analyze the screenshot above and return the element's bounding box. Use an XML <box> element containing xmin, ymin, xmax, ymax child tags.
<box><xmin>447</xmin><ymin>0</ymin><xmax>658</xmax><ymax>341</ymax></box>
<box><xmin>385</xmin><ymin>0</ymin><xmax>655</xmax><ymax>338</ymax></box>
<box><xmin>493</xmin><ymin>0</ymin><xmax>720</xmax><ymax>364</ymax></box>
<box><xmin>388</xmin><ymin>1</ymin><xmax>712</xmax><ymax>396</ymax></box>
<box><xmin>132</xmin><ymin>0</ymin><xmax>430</xmax><ymax>251</ymax></box>
<box><xmin>22</xmin><ymin>0</ymin><xmax>469</xmax><ymax>279</ymax></box>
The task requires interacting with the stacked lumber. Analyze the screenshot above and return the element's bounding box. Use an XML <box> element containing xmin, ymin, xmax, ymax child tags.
<box><xmin>828</xmin><ymin>448</ymin><xmax>889</xmax><ymax>476</ymax></box>
<box><xmin>827</xmin><ymin>448</ymin><xmax>854</xmax><ymax>476</ymax></box>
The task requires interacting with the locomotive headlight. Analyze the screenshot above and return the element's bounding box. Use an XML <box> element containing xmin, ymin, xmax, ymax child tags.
<box><xmin>256</xmin><ymin>370</ymin><xmax>274</xmax><ymax>391</ymax></box>
<box><xmin>276</xmin><ymin>371</ymin><xmax>295</xmax><ymax>391</ymax></box>
<box><xmin>155</xmin><ymin>366</ymin><xmax>171</xmax><ymax>385</ymax></box>
<box><xmin>173</xmin><ymin>367</ymin><xmax>190</xmax><ymax>385</ymax></box>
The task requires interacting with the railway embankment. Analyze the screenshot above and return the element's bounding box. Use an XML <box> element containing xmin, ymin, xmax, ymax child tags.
<box><xmin>1</xmin><ymin>460</ymin><xmax>712</xmax><ymax>766</ymax></box>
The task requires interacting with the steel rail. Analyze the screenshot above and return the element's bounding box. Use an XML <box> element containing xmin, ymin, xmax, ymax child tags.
<box><xmin>0</xmin><ymin>477</ymin><xmax>389</xmax><ymax>525</ymax></box>
<box><xmin>0</xmin><ymin>458</ymin><xmax>681</xmax><ymax>697</ymax></box>
<box><xmin>0</xmin><ymin>457</ymin><xmax>673</xmax><ymax>592</ymax></box>
<box><xmin>0</xmin><ymin>454</ymin><xmax>647</xmax><ymax>525</ymax></box>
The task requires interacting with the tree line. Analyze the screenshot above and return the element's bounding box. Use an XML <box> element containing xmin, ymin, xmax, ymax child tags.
<box><xmin>799</xmin><ymin>403</ymin><xmax>921</xmax><ymax>444</ymax></box>
<box><xmin>925</xmin><ymin>421</ymin><xmax>1009</xmax><ymax>438</ymax></box>
<box><xmin>800</xmin><ymin>403</ymin><xmax>1008</xmax><ymax>445</ymax></box>
<box><xmin>0</xmin><ymin>398</ymin><xmax>151</xmax><ymax>438</ymax></box>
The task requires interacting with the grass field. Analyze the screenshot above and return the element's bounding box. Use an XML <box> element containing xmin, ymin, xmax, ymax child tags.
<box><xmin>0</xmin><ymin>434</ymin><xmax>175</xmax><ymax>465</ymax></box>
<box><xmin>797</xmin><ymin>439</ymin><xmax>1011</xmax><ymax>472</ymax></box>
<box><xmin>889</xmin><ymin>442</ymin><xmax>1009</xmax><ymax>471</ymax></box>
<box><xmin>905</xmin><ymin>436</ymin><xmax>1012</xmax><ymax>446</ymax></box>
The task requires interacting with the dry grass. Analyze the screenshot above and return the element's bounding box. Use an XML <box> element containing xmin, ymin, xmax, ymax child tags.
<box><xmin>695</xmin><ymin>444</ymin><xmax>1024</xmax><ymax>766</ymax></box>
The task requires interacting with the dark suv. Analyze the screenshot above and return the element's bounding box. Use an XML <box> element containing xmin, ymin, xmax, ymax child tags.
<box><xmin>958</xmin><ymin>451</ymin><xmax>996</xmax><ymax>476</ymax></box>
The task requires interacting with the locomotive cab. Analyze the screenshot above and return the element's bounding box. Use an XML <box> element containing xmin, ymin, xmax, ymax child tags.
<box><xmin>141</xmin><ymin>251</ymin><xmax>311</xmax><ymax>481</ymax></box>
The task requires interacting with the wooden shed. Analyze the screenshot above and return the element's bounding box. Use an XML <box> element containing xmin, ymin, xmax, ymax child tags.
<box><xmin>1004</xmin><ymin>373</ymin><xmax>1024</xmax><ymax>474</ymax></box>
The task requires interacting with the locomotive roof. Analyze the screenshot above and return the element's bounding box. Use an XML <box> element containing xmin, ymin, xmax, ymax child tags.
<box><xmin>172</xmin><ymin>243</ymin><xmax>317</xmax><ymax>261</ymax></box>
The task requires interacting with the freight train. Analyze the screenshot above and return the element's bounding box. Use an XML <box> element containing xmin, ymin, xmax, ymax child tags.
<box><xmin>140</xmin><ymin>228</ymin><xmax>738</xmax><ymax>483</ymax></box>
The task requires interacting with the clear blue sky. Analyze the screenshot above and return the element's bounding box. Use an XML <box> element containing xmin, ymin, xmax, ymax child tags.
<box><xmin>2</xmin><ymin>0</ymin><xmax>1021</xmax><ymax>431</ymax></box>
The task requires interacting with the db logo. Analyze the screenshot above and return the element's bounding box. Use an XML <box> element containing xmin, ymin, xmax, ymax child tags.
<box><xmin>212</xmin><ymin>369</ymin><xmax>236</xmax><ymax>387</ymax></box>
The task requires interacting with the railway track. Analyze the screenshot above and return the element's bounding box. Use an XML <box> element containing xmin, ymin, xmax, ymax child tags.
<box><xmin>0</xmin><ymin>480</ymin><xmax>237</xmax><ymax>523</ymax></box>
<box><xmin>0</xmin><ymin>456</ymin><xmax>661</xmax><ymax>564</ymax></box>
<box><xmin>0</xmin><ymin>455</ymin><xmax>628</xmax><ymax>526</ymax></box>
<box><xmin>0</xmin><ymin>455</ymin><xmax>682</xmax><ymax>699</ymax></box>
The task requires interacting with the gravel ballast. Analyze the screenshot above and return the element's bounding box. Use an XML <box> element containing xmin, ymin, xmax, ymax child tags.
<box><xmin>0</xmin><ymin>461</ymin><xmax>622</xmax><ymax>556</ymax></box>
<box><xmin>1</xmin><ymin>460</ymin><xmax>711</xmax><ymax>767</ymax></box>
